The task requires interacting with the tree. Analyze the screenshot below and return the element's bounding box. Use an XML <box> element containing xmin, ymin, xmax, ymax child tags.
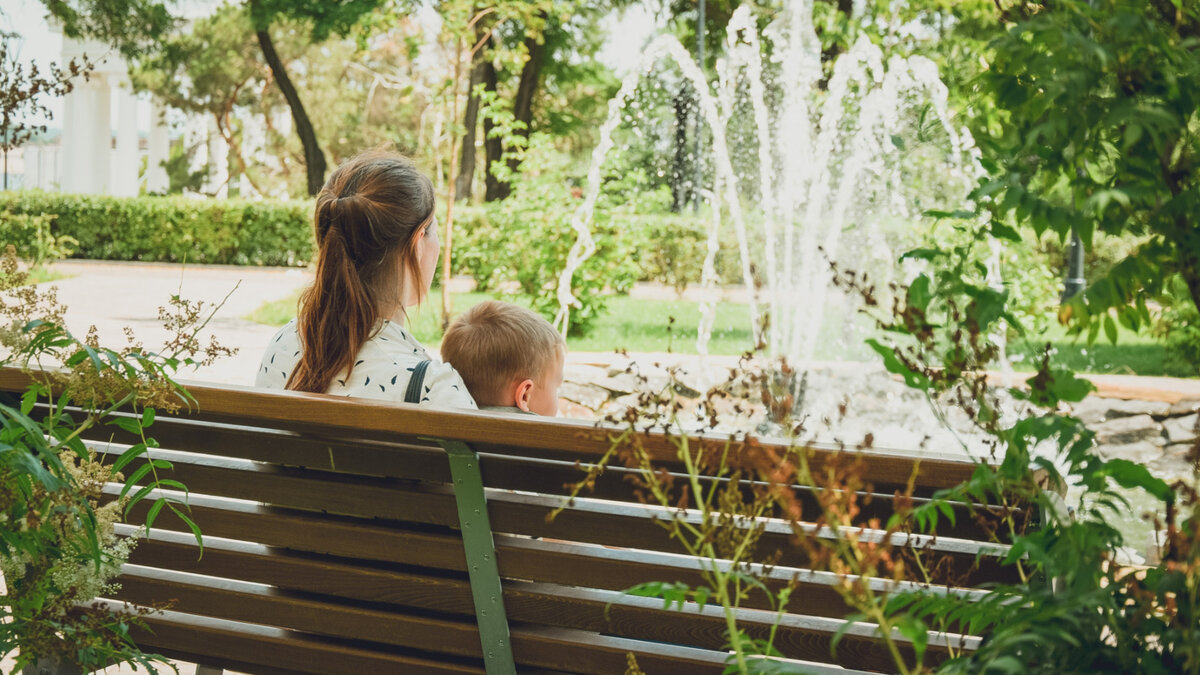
<box><xmin>42</xmin><ymin>0</ymin><xmax>395</xmax><ymax>196</ymax></box>
<box><xmin>248</xmin><ymin>0</ymin><xmax>396</xmax><ymax>196</ymax></box>
<box><xmin>131</xmin><ymin>5</ymin><xmax>267</xmax><ymax>195</ymax></box>
<box><xmin>0</xmin><ymin>38</ymin><xmax>91</xmax><ymax>190</ymax></box>
<box><xmin>975</xmin><ymin>0</ymin><xmax>1200</xmax><ymax>339</ymax></box>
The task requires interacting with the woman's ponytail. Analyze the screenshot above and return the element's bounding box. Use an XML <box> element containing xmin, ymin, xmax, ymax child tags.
<box><xmin>286</xmin><ymin>152</ymin><xmax>434</xmax><ymax>393</ymax></box>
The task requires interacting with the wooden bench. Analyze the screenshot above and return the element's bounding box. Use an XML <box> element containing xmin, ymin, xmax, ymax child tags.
<box><xmin>0</xmin><ymin>368</ymin><xmax>1024</xmax><ymax>674</ymax></box>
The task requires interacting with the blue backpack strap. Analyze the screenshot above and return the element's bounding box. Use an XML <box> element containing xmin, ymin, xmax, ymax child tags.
<box><xmin>404</xmin><ymin>360</ymin><xmax>431</xmax><ymax>404</ymax></box>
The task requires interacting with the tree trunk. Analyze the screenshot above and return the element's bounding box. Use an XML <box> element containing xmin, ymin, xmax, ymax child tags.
<box><xmin>255</xmin><ymin>26</ymin><xmax>327</xmax><ymax>196</ymax></box>
<box><xmin>512</xmin><ymin>34</ymin><xmax>544</xmax><ymax>142</ymax></box>
<box><xmin>482</xmin><ymin>58</ymin><xmax>505</xmax><ymax>202</ymax></box>
<box><xmin>1180</xmin><ymin>239</ymin><xmax>1200</xmax><ymax>317</ymax></box>
<box><xmin>671</xmin><ymin>85</ymin><xmax>690</xmax><ymax>212</ymax></box>
<box><xmin>455</xmin><ymin>40</ymin><xmax>489</xmax><ymax>202</ymax></box>
<box><xmin>500</xmin><ymin>32</ymin><xmax>546</xmax><ymax>186</ymax></box>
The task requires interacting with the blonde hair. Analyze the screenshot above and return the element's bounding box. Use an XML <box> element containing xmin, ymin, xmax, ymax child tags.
<box><xmin>441</xmin><ymin>301</ymin><xmax>565</xmax><ymax>406</ymax></box>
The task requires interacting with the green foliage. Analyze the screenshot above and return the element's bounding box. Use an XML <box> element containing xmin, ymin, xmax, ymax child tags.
<box><xmin>160</xmin><ymin>139</ymin><xmax>209</xmax><ymax>196</ymax></box>
<box><xmin>976</xmin><ymin>0</ymin><xmax>1200</xmax><ymax>337</ymax></box>
<box><xmin>841</xmin><ymin>219</ymin><xmax>1200</xmax><ymax>674</ymax></box>
<box><xmin>0</xmin><ymin>209</ymin><xmax>77</xmax><ymax>267</ymax></box>
<box><xmin>42</xmin><ymin>0</ymin><xmax>178</xmax><ymax>59</ymax></box>
<box><xmin>0</xmin><ymin>191</ymin><xmax>312</xmax><ymax>266</ymax></box>
<box><xmin>0</xmin><ymin>246</ymin><xmax>224</xmax><ymax>671</ymax></box>
<box><xmin>450</xmin><ymin>137</ymin><xmax>640</xmax><ymax>335</ymax></box>
<box><xmin>1155</xmin><ymin>275</ymin><xmax>1200</xmax><ymax>371</ymax></box>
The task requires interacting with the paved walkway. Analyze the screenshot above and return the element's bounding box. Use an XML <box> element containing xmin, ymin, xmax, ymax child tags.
<box><xmin>35</xmin><ymin>259</ymin><xmax>1200</xmax><ymax>399</ymax></box>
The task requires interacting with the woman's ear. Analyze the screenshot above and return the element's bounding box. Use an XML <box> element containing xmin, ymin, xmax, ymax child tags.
<box><xmin>514</xmin><ymin>378</ymin><xmax>535</xmax><ymax>412</ymax></box>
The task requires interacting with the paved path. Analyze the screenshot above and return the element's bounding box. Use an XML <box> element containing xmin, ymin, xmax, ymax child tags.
<box><xmin>37</xmin><ymin>259</ymin><xmax>1200</xmax><ymax>398</ymax></box>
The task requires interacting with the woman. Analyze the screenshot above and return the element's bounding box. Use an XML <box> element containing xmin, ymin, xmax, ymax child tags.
<box><xmin>256</xmin><ymin>151</ymin><xmax>476</xmax><ymax>408</ymax></box>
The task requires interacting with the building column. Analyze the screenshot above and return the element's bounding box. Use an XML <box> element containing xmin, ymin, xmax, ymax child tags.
<box><xmin>60</xmin><ymin>78</ymin><xmax>89</xmax><ymax>193</ymax></box>
<box><xmin>112</xmin><ymin>82</ymin><xmax>140</xmax><ymax>196</ymax></box>
<box><xmin>91</xmin><ymin>77</ymin><xmax>113</xmax><ymax>194</ymax></box>
<box><xmin>146</xmin><ymin>100</ymin><xmax>170</xmax><ymax>194</ymax></box>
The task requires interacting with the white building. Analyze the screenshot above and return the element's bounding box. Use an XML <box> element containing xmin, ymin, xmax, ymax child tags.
<box><xmin>17</xmin><ymin>22</ymin><xmax>227</xmax><ymax>197</ymax></box>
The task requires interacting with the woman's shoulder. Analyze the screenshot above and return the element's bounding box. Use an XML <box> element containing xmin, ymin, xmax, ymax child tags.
<box><xmin>256</xmin><ymin>319</ymin><xmax>300</xmax><ymax>389</ymax></box>
<box><xmin>350</xmin><ymin>323</ymin><xmax>476</xmax><ymax>409</ymax></box>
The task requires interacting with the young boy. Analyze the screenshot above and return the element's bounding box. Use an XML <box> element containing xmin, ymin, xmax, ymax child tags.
<box><xmin>440</xmin><ymin>300</ymin><xmax>565</xmax><ymax>416</ymax></box>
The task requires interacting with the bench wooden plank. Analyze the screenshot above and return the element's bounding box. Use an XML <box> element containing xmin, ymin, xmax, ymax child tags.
<box><xmin>0</xmin><ymin>369</ymin><xmax>984</xmax><ymax>492</ymax></box>
<box><xmin>79</xmin><ymin>408</ymin><xmax>1007</xmax><ymax>541</ymax></box>
<box><xmin>101</xmin><ymin>446</ymin><xmax>1013</xmax><ymax>585</ymax></box>
<box><xmin>99</xmin><ymin>601</ymin><xmax>486</xmax><ymax>674</ymax></box>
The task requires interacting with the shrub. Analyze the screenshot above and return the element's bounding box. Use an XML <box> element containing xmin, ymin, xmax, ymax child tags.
<box><xmin>0</xmin><ymin>191</ymin><xmax>313</xmax><ymax>266</ymax></box>
<box><xmin>448</xmin><ymin>139</ymin><xmax>641</xmax><ymax>336</ymax></box>
<box><xmin>0</xmin><ymin>246</ymin><xmax>219</xmax><ymax>672</ymax></box>
<box><xmin>1155</xmin><ymin>276</ymin><xmax>1200</xmax><ymax>371</ymax></box>
<box><xmin>0</xmin><ymin>208</ymin><xmax>77</xmax><ymax>266</ymax></box>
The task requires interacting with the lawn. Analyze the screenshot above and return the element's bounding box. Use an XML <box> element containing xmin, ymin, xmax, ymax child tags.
<box><xmin>1009</xmin><ymin>322</ymin><xmax>1194</xmax><ymax>378</ymax></box>
<box><xmin>247</xmin><ymin>290</ymin><xmax>760</xmax><ymax>355</ymax></box>
<box><xmin>247</xmin><ymin>290</ymin><xmax>1195</xmax><ymax>375</ymax></box>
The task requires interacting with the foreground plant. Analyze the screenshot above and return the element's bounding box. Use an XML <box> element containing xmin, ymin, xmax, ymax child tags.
<box><xmin>579</xmin><ymin>215</ymin><xmax>1198</xmax><ymax>674</ymax></box>
<box><xmin>0</xmin><ymin>246</ymin><xmax>234</xmax><ymax>672</ymax></box>
<box><xmin>841</xmin><ymin>224</ymin><xmax>1200</xmax><ymax>674</ymax></box>
<box><xmin>562</xmin><ymin>351</ymin><xmax>941</xmax><ymax>674</ymax></box>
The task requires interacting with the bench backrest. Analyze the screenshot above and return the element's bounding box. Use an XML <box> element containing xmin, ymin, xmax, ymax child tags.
<box><xmin>0</xmin><ymin>368</ymin><xmax>1010</xmax><ymax>674</ymax></box>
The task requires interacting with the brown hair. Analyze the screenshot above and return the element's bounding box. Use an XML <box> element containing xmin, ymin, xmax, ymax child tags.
<box><xmin>286</xmin><ymin>151</ymin><xmax>435</xmax><ymax>393</ymax></box>
<box><xmin>441</xmin><ymin>301</ymin><xmax>566</xmax><ymax>406</ymax></box>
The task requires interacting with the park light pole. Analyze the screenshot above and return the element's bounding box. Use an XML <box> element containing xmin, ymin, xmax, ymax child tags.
<box><xmin>1062</xmin><ymin>228</ymin><xmax>1086</xmax><ymax>301</ymax></box>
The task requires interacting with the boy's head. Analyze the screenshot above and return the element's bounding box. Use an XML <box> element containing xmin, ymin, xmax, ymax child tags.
<box><xmin>441</xmin><ymin>300</ymin><xmax>566</xmax><ymax>416</ymax></box>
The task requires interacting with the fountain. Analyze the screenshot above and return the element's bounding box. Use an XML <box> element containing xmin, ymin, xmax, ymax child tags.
<box><xmin>556</xmin><ymin>0</ymin><xmax>980</xmax><ymax>362</ymax></box>
<box><xmin>556</xmin><ymin>1</ymin><xmax>993</xmax><ymax>457</ymax></box>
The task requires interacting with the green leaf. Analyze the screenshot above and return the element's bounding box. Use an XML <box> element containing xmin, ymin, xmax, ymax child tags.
<box><xmin>141</xmin><ymin>408</ymin><xmax>155</xmax><ymax>428</ymax></box>
<box><xmin>990</xmin><ymin>221</ymin><xmax>1022</xmax><ymax>242</ymax></box>
<box><xmin>895</xmin><ymin>616</ymin><xmax>929</xmax><ymax>665</ymax></box>
<box><xmin>120</xmin><ymin>463</ymin><xmax>156</xmax><ymax>498</ymax></box>
<box><xmin>109</xmin><ymin>416</ymin><xmax>143</xmax><ymax>436</ymax></box>
<box><xmin>1103</xmin><ymin>459</ymin><xmax>1172</xmax><ymax>501</ymax></box>
<box><xmin>908</xmin><ymin>275</ymin><xmax>932</xmax><ymax>312</ymax></box>
<box><xmin>111</xmin><ymin>443</ymin><xmax>148</xmax><ymax>474</ymax></box>
<box><xmin>866</xmin><ymin>339</ymin><xmax>932</xmax><ymax>390</ymax></box>
<box><xmin>143</xmin><ymin>497</ymin><xmax>167</xmax><ymax>530</ymax></box>
<box><xmin>124</xmin><ymin>483</ymin><xmax>159</xmax><ymax>516</ymax></box>
<box><xmin>1103</xmin><ymin>313</ymin><xmax>1118</xmax><ymax>345</ymax></box>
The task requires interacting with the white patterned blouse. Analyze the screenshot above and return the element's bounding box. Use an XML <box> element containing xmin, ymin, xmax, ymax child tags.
<box><xmin>255</xmin><ymin>318</ymin><xmax>478</xmax><ymax>409</ymax></box>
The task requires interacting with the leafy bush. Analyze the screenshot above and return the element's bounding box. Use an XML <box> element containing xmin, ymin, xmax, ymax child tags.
<box><xmin>449</xmin><ymin>138</ymin><xmax>642</xmax><ymax>336</ymax></box>
<box><xmin>0</xmin><ymin>245</ymin><xmax>224</xmax><ymax>671</ymax></box>
<box><xmin>1155</xmin><ymin>275</ymin><xmax>1200</xmax><ymax>371</ymax></box>
<box><xmin>0</xmin><ymin>208</ymin><xmax>78</xmax><ymax>266</ymax></box>
<box><xmin>0</xmin><ymin>191</ymin><xmax>312</xmax><ymax>266</ymax></box>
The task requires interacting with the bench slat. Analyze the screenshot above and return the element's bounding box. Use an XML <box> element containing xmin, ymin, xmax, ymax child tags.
<box><xmin>0</xmin><ymin>369</ymin><xmax>983</xmax><ymax>491</ymax></box>
<box><xmin>114</xmin><ymin>562</ymin><xmax>954</xmax><ymax>672</ymax></box>
<box><xmin>101</xmin><ymin>601</ymin><xmax>485</xmax><ymax>674</ymax></box>
<box><xmin>80</xmin><ymin>408</ymin><xmax>1008</xmax><ymax>542</ymax></box>
<box><xmin>102</xmin><ymin>446</ymin><xmax>1014</xmax><ymax>585</ymax></box>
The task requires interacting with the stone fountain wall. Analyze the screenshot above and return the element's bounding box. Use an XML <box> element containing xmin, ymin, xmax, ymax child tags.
<box><xmin>559</xmin><ymin>355</ymin><xmax>1200</xmax><ymax>488</ymax></box>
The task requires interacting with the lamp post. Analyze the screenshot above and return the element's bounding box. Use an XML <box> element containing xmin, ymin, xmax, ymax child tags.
<box><xmin>1062</xmin><ymin>228</ymin><xmax>1086</xmax><ymax>301</ymax></box>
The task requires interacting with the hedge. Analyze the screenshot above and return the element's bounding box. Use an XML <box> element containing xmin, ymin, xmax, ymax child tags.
<box><xmin>0</xmin><ymin>191</ymin><xmax>314</xmax><ymax>266</ymax></box>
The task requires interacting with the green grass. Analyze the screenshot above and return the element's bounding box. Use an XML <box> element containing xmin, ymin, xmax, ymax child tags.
<box><xmin>247</xmin><ymin>290</ymin><xmax>1195</xmax><ymax>374</ymax></box>
<box><xmin>246</xmin><ymin>290</ymin><xmax>761</xmax><ymax>355</ymax></box>
<box><xmin>26</xmin><ymin>266</ymin><xmax>72</xmax><ymax>285</ymax></box>
<box><xmin>1009</xmin><ymin>322</ymin><xmax>1194</xmax><ymax>378</ymax></box>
